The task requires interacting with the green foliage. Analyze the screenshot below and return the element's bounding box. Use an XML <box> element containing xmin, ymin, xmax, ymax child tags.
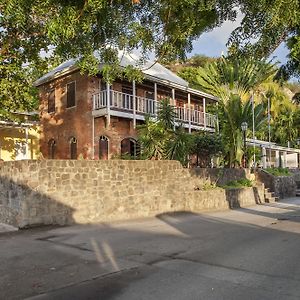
<box><xmin>221</xmin><ymin>178</ymin><xmax>253</xmax><ymax>189</ymax></box>
<box><xmin>227</xmin><ymin>1</ymin><xmax>300</xmax><ymax>79</ymax></box>
<box><xmin>138</xmin><ymin>99</ymin><xmax>192</xmax><ymax>165</ymax></box>
<box><xmin>196</xmin><ymin>56</ymin><xmax>276</xmax><ymax>102</ymax></box>
<box><xmin>190</xmin><ymin>132</ymin><xmax>223</xmax><ymax>167</ymax></box>
<box><xmin>265</xmin><ymin>168</ymin><xmax>292</xmax><ymax>177</ymax></box>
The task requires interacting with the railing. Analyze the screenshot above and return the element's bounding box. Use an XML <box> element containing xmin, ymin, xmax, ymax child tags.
<box><xmin>93</xmin><ymin>90</ymin><xmax>216</xmax><ymax>129</ymax></box>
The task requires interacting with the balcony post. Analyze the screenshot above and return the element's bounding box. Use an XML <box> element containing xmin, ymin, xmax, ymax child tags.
<box><xmin>106</xmin><ymin>82</ymin><xmax>111</xmax><ymax>127</ymax></box>
<box><xmin>203</xmin><ymin>97</ymin><xmax>206</xmax><ymax>129</ymax></box>
<box><xmin>133</xmin><ymin>80</ymin><xmax>136</xmax><ymax>128</ymax></box>
<box><xmin>172</xmin><ymin>88</ymin><xmax>176</xmax><ymax>130</ymax></box>
<box><xmin>154</xmin><ymin>83</ymin><xmax>157</xmax><ymax>116</ymax></box>
<box><xmin>188</xmin><ymin>93</ymin><xmax>191</xmax><ymax>133</ymax></box>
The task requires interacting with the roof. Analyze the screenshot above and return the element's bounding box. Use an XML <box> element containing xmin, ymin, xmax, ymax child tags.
<box><xmin>34</xmin><ymin>51</ymin><xmax>217</xmax><ymax>100</ymax></box>
<box><xmin>247</xmin><ymin>138</ymin><xmax>300</xmax><ymax>154</ymax></box>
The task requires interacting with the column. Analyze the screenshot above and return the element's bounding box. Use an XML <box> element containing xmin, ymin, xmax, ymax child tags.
<box><xmin>262</xmin><ymin>147</ymin><xmax>267</xmax><ymax>168</ymax></box>
<box><xmin>106</xmin><ymin>82</ymin><xmax>111</xmax><ymax>127</ymax></box>
<box><xmin>203</xmin><ymin>98</ymin><xmax>206</xmax><ymax>129</ymax></box>
<box><xmin>25</xmin><ymin>127</ymin><xmax>29</xmax><ymax>159</ymax></box>
<box><xmin>172</xmin><ymin>88</ymin><xmax>176</xmax><ymax>130</ymax></box>
<box><xmin>275</xmin><ymin>150</ymin><xmax>280</xmax><ymax>167</ymax></box>
<box><xmin>188</xmin><ymin>93</ymin><xmax>191</xmax><ymax>133</ymax></box>
<box><xmin>132</xmin><ymin>80</ymin><xmax>136</xmax><ymax>128</ymax></box>
<box><xmin>283</xmin><ymin>151</ymin><xmax>287</xmax><ymax>168</ymax></box>
<box><xmin>154</xmin><ymin>83</ymin><xmax>157</xmax><ymax>117</ymax></box>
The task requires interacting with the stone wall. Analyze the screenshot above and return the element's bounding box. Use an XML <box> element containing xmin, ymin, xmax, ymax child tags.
<box><xmin>256</xmin><ymin>169</ymin><xmax>296</xmax><ymax>199</ymax></box>
<box><xmin>0</xmin><ymin>160</ymin><xmax>264</xmax><ymax>228</ymax></box>
<box><xmin>189</xmin><ymin>168</ymin><xmax>253</xmax><ymax>186</ymax></box>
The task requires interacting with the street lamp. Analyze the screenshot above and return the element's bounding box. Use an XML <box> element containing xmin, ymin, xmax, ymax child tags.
<box><xmin>241</xmin><ymin>122</ymin><xmax>248</xmax><ymax>168</ymax></box>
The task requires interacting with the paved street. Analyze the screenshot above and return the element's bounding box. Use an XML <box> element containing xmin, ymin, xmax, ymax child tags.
<box><xmin>1</xmin><ymin>198</ymin><xmax>300</xmax><ymax>300</ymax></box>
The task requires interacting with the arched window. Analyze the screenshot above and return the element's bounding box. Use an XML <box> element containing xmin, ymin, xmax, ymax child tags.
<box><xmin>48</xmin><ymin>90</ymin><xmax>55</xmax><ymax>113</ymax></box>
<box><xmin>48</xmin><ymin>139</ymin><xmax>56</xmax><ymax>159</ymax></box>
<box><xmin>99</xmin><ymin>136</ymin><xmax>109</xmax><ymax>160</ymax></box>
<box><xmin>69</xmin><ymin>137</ymin><xmax>77</xmax><ymax>159</ymax></box>
<box><xmin>121</xmin><ymin>138</ymin><xmax>139</xmax><ymax>158</ymax></box>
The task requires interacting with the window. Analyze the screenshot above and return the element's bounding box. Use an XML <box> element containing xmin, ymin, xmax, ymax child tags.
<box><xmin>67</xmin><ymin>82</ymin><xmax>76</xmax><ymax>108</ymax></box>
<box><xmin>99</xmin><ymin>136</ymin><xmax>109</xmax><ymax>160</ymax></box>
<box><xmin>121</xmin><ymin>138</ymin><xmax>139</xmax><ymax>158</ymax></box>
<box><xmin>48</xmin><ymin>90</ymin><xmax>55</xmax><ymax>113</ymax></box>
<box><xmin>69</xmin><ymin>137</ymin><xmax>77</xmax><ymax>159</ymax></box>
<box><xmin>48</xmin><ymin>139</ymin><xmax>56</xmax><ymax>159</ymax></box>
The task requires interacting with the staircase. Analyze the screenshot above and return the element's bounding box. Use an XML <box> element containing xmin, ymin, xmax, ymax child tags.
<box><xmin>264</xmin><ymin>188</ymin><xmax>279</xmax><ymax>203</ymax></box>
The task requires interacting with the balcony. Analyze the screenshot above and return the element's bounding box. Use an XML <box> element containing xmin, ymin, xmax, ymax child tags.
<box><xmin>92</xmin><ymin>90</ymin><xmax>217</xmax><ymax>131</ymax></box>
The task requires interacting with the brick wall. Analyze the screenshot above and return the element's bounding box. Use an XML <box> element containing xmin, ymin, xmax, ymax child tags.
<box><xmin>0</xmin><ymin>160</ymin><xmax>264</xmax><ymax>228</ymax></box>
<box><xmin>38</xmin><ymin>72</ymin><xmax>208</xmax><ymax>160</ymax></box>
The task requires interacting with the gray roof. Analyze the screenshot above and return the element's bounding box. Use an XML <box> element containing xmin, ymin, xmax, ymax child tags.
<box><xmin>34</xmin><ymin>51</ymin><xmax>188</xmax><ymax>88</ymax></box>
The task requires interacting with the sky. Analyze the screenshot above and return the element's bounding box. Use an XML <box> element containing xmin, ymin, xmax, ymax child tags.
<box><xmin>189</xmin><ymin>14</ymin><xmax>289</xmax><ymax>66</ymax></box>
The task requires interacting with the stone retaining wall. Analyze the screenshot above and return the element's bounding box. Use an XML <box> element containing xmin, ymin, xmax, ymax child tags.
<box><xmin>256</xmin><ymin>169</ymin><xmax>296</xmax><ymax>199</ymax></box>
<box><xmin>0</xmin><ymin>160</ymin><xmax>264</xmax><ymax>228</ymax></box>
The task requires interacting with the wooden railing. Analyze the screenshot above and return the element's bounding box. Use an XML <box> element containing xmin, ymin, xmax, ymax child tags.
<box><xmin>93</xmin><ymin>90</ymin><xmax>216</xmax><ymax>128</ymax></box>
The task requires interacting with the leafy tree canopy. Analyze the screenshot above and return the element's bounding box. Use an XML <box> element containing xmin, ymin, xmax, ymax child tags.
<box><xmin>2</xmin><ymin>0</ymin><xmax>300</xmax><ymax>117</ymax></box>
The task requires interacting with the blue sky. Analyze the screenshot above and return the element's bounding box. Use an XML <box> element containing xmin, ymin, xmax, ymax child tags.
<box><xmin>189</xmin><ymin>15</ymin><xmax>289</xmax><ymax>66</ymax></box>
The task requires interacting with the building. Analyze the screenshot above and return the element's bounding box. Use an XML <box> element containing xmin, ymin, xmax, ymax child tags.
<box><xmin>34</xmin><ymin>52</ymin><xmax>218</xmax><ymax>160</ymax></box>
<box><xmin>247</xmin><ymin>138</ymin><xmax>300</xmax><ymax>168</ymax></box>
<box><xmin>0</xmin><ymin>113</ymin><xmax>39</xmax><ymax>161</ymax></box>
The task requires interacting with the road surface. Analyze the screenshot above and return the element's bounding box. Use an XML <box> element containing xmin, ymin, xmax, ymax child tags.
<box><xmin>1</xmin><ymin>198</ymin><xmax>300</xmax><ymax>300</ymax></box>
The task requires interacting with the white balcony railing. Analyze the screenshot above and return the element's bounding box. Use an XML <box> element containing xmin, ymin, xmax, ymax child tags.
<box><xmin>93</xmin><ymin>90</ymin><xmax>216</xmax><ymax>129</ymax></box>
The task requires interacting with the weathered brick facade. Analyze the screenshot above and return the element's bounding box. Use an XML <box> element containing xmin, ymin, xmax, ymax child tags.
<box><xmin>38</xmin><ymin>67</ymin><xmax>217</xmax><ymax>159</ymax></box>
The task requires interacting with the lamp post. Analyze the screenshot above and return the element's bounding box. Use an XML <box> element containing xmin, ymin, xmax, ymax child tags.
<box><xmin>241</xmin><ymin>122</ymin><xmax>248</xmax><ymax>168</ymax></box>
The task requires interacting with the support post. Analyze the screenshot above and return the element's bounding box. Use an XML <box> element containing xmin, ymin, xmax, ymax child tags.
<box><xmin>275</xmin><ymin>150</ymin><xmax>280</xmax><ymax>168</ymax></box>
<box><xmin>188</xmin><ymin>93</ymin><xmax>191</xmax><ymax>133</ymax></box>
<box><xmin>106</xmin><ymin>82</ymin><xmax>111</xmax><ymax>127</ymax></box>
<box><xmin>154</xmin><ymin>83</ymin><xmax>157</xmax><ymax>117</ymax></box>
<box><xmin>172</xmin><ymin>88</ymin><xmax>176</xmax><ymax>130</ymax></box>
<box><xmin>132</xmin><ymin>80</ymin><xmax>136</xmax><ymax>129</ymax></box>
<box><xmin>283</xmin><ymin>151</ymin><xmax>287</xmax><ymax>168</ymax></box>
<box><xmin>262</xmin><ymin>147</ymin><xmax>267</xmax><ymax>169</ymax></box>
<box><xmin>25</xmin><ymin>126</ymin><xmax>29</xmax><ymax>159</ymax></box>
<box><xmin>203</xmin><ymin>98</ymin><xmax>206</xmax><ymax>129</ymax></box>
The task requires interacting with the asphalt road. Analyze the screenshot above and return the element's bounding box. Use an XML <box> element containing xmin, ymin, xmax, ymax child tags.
<box><xmin>1</xmin><ymin>198</ymin><xmax>300</xmax><ymax>300</ymax></box>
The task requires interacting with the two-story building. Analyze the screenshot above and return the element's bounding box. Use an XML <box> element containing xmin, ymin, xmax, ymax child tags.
<box><xmin>35</xmin><ymin>52</ymin><xmax>218</xmax><ymax>159</ymax></box>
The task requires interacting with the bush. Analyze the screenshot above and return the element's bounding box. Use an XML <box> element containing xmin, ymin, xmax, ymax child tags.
<box><xmin>221</xmin><ymin>178</ymin><xmax>253</xmax><ymax>189</ymax></box>
<box><xmin>265</xmin><ymin>168</ymin><xmax>291</xmax><ymax>176</ymax></box>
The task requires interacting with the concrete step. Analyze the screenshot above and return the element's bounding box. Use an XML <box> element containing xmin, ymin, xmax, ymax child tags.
<box><xmin>296</xmin><ymin>189</ymin><xmax>300</xmax><ymax>197</ymax></box>
<box><xmin>264</xmin><ymin>188</ymin><xmax>278</xmax><ymax>203</ymax></box>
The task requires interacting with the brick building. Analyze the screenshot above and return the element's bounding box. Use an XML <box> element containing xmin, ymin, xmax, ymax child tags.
<box><xmin>35</xmin><ymin>52</ymin><xmax>218</xmax><ymax>160</ymax></box>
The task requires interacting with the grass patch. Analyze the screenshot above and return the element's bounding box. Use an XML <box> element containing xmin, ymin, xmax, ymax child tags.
<box><xmin>221</xmin><ymin>178</ymin><xmax>253</xmax><ymax>189</ymax></box>
<box><xmin>265</xmin><ymin>167</ymin><xmax>291</xmax><ymax>177</ymax></box>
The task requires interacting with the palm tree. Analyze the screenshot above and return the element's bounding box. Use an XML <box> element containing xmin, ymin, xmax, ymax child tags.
<box><xmin>220</xmin><ymin>95</ymin><xmax>266</xmax><ymax>167</ymax></box>
<box><xmin>196</xmin><ymin>56</ymin><xmax>276</xmax><ymax>102</ymax></box>
<box><xmin>195</xmin><ymin>56</ymin><xmax>272</xmax><ymax>167</ymax></box>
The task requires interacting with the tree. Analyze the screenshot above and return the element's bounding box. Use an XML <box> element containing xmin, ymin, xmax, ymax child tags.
<box><xmin>2</xmin><ymin>0</ymin><xmax>300</xmax><ymax>117</ymax></box>
<box><xmin>195</xmin><ymin>56</ymin><xmax>271</xmax><ymax>167</ymax></box>
<box><xmin>1</xmin><ymin>0</ymin><xmax>236</xmax><ymax>115</ymax></box>
<box><xmin>190</xmin><ymin>132</ymin><xmax>223</xmax><ymax>167</ymax></box>
<box><xmin>227</xmin><ymin>0</ymin><xmax>300</xmax><ymax>78</ymax></box>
